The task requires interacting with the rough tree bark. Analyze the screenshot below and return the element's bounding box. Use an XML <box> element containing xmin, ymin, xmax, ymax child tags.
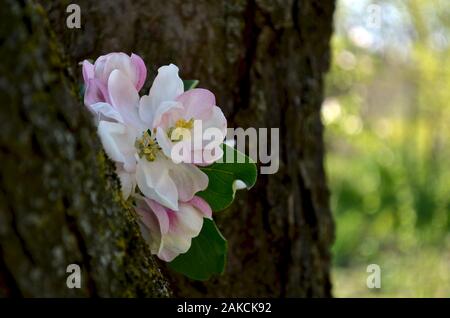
<box><xmin>1</xmin><ymin>0</ymin><xmax>335</xmax><ymax>297</ymax></box>
<box><xmin>0</xmin><ymin>0</ymin><xmax>169</xmax><ymax>297</ymax></box>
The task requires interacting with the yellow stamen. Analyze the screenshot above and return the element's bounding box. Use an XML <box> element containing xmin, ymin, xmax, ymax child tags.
<box><xmin>168</xmin><ymin>118</ymin><xmax>194</xmax><ymax>142</ymax></box>
<box><xmin>175</xmin><ymin>118</ymin><xmax>194</xmax><ymax>129</ymax></box>
<box><xmin>135</xmin><ymin>130</ymin><xmax>160</xmax><ymax>161</ymax></box>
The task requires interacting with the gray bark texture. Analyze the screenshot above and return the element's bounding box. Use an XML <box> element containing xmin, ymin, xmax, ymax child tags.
<box><xmin>0</xmin><ymin>0</ymin><xmax>335</xmax><ymax>297</ymax></box>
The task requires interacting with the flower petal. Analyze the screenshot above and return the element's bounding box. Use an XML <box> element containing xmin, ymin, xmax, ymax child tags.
<box><xmin>102</xmin><ymin>53</ymin><xmax>135</xmax><ymax>83</ymax></box>
<box><xmin>93</xmin><ymin>54</ymin><xmax>107</xmax><ymax>81</ymax></box>
<box><xmin>97</xmin><ymin>121</ymin><xmax>137</xmax><ymax>172</ymax></box>
<box><xmin>138</xmin><ymin>95</ymin><xmax>154</xmax><ymax>126</ymax></box>
<box><xmin>136</xmin><ymin>197</ymin><xmax>208</xmax><ymax>262</ymax></box>
<box><xmin>200</xmin><ymin>105</ymin><xmax>227</xmax><ymax>163</ymax></box>
<box><xmin>84</xmin><ymin>79</ymin><xmax>108</xmax><ymax>106</ymax></box>
<box><xmin>188</xmin><ymin>196</ymin><xmax>212</xmax><ymax>219</ymax></box>
<box><xmin>152</xmin><ymin>101</ymin><xmax>184</xmax><ymax>129</ymax></box>
<box><xmin>82</xmin><ymin>60</ymin><xmax>94</xmax><ymax>82</ymax></box>
<box><xmin>135</xmin><ymin>202</ymin><xmax>162</xmax><ymax>255</ymax></box>
<box><xmin>148</xmin><ymin>64</ymin><xmax>184</xmax><ymax>110</ymax></box>
<box><xmin>176</xmin><ymin>202</ymin><xmax>205</xmax><ymax>237</ymax></box>
<box><xmin>108</xmin><ymin>69</ymin><xmax>143</xmax><ymax>128</ymax></box>
<box><xmin>155</xmin><ymin>127</ymin><xmax>174</xmax><ymax>158</ymax></box>
<box><xmin>87</xmin><ymin>102</ymin><xmax>124</xmax><ymax>124</ymax></box>
<box><xmin>117</xmin><ymin>166</ymin><xmax>136</xmax><ymax>199</ymax></box>
<box><xmin>202</xmin><ymin>105</ymin><xmax>227</xmax><ymax>135</ymax></box>
<box><xmin>176</xmin><ymin>88</ymin><xmax>215</xmax><ymax>120</ymax></box>
<box><xmin>136</xmin><ymin>156</ymin><xmax>179</xmax><ymax>211</ymax></box>
<box><xmin>167</xmin><ymin>162</ymin><xmax>208</xmax><ymax>202</ymax></box>
<box><xmin>130</xmin><ymin>53</ymin><xmax>147</xmax><ymax>91</ymax></box>
<box><xmin>145</xmin><ymin>198</ymin><xmax>170</xmax><ymax>234</ymax></box>
<box><xmin>157</xmin><ymin>203</ymin><xmax>204</xmax><ymax>261</ymax></box>
<box><xmin>140</xmin><ymin>96</ymin><xmax>183</xmax><ymax>129</ymax></box>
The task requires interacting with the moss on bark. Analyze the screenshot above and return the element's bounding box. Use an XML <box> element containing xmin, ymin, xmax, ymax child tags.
<box><xmin>0</xmin><ymin>0</ymin><xmax>169</xmax><ymax>297</ymax></box>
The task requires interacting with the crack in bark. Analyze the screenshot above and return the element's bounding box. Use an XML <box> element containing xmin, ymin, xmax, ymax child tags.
<box><xmin>298</xmin><ymin>172</ymin><xmax>318</xmax><ymax>240</ymax></box>
<box><xmin>292</xmin><ymin>0</ymin><xmax>301</xmax><ymax>35</ymax></box>
<box><xmin>0</xmin><ymin>187</ymin><xmax>36</xmax><ymax>266</ymax></box>
<box><xmin>230</xmin><ymin>0</ymin><xmax>261</xmax><ymax>122</ymax></box>
<box><xmin>0</xmin><ymin>244</ymin><xmax>23</xmax><ymax>297</ymax></box>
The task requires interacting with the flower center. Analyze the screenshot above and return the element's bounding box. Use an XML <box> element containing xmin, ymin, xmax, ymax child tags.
<box><xmin>167</xmin><ymin>118</ymin><xmax>194</xmax><ymax>142</ymax></box>
<box><xmin>175</xmin><ymin>118</ymin><xmax>194</xmax><ymax>129</ymax></box>
<box><xmin>135</xmin><ymin>130</ymin><xmax>160</xmax><ymax>161</ymax></box>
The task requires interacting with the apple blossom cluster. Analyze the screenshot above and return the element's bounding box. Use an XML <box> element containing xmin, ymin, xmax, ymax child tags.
<box><xmin>81</xmin><ymin>52</ymin><xmax>227</xmax><ymax>262</ymax></box>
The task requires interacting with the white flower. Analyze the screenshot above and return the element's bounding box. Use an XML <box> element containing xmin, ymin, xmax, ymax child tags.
<box><xmin>136</xmin><ymin>195</ymin><xmax>212</xmax><ymax>262</ymax></box>
<box><xmin>91</xmin><ymin>68</ymin><xmax>208</xmax><ymax>210</ymax></box>
<box><xmin>139</xmin><ymin>64</ymin><xmax>227</xmax><ymax>165</ymax></box>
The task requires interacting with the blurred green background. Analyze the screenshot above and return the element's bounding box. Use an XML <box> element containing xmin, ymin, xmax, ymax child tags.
<box><xmin>326</xmin><ymin>0</ymin><xmax>450</xmax><ymax>297</ymax></box>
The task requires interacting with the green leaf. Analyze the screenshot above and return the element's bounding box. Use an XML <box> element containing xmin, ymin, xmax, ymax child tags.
<box><xmin>183</xmin><ymin>79</ymin><xmax>199</xmax><ymax>91</ymax></box>
<box><xmin>197</xmin><ymin>144</ymin><xmax>257</xmax><ymax>212</ymax></box>
<box><xmin>168</xmin><ymin>219</ymin><xmax>227</xmax><ymax>280</ymax></box>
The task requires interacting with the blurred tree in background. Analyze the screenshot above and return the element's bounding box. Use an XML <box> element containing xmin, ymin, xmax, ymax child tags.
<box><xmin>326</xmin><ymin>0</ymin><xmax>450</xmax><ymax>297</ymax></box>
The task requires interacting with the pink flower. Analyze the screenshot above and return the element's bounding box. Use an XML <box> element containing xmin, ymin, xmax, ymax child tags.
<box><xmin>139</xmin><ymin>64</ymin><xmax>227</xmax><ymax>165</ymax></box>
<box><xmin>81</xmin><ymin>54</ymin><xmax>223</xmax><ymax>262</ymax></box>
<box><xmin>82</xmin><ymin>52</ymin><xmax>146</xmax><ymax>106</ymax></box>
<box><xmin>92</xmin><ymin>63</ymin><xmax>225</xmax><ymax>210</ymax></box>
<box><xmin>136</xmin><ymin>196</ymin><xmax>212</xmax><ymax>262</ymax></box>
<box><xmin>92</xmin><ymin>67</ymin><xmax>208</xmax><ymax>210</ymax></box>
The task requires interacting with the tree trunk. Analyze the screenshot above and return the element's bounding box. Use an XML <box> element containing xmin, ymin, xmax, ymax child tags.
<box><xmin>1</xmin><ymin>0</ymin><xmax>335</xmax><ymax>297</ymax></box>
<box><xmin>0</xmin><ymin>0</ymin><xmax>169</xmax><ymax>297</ymax></box>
